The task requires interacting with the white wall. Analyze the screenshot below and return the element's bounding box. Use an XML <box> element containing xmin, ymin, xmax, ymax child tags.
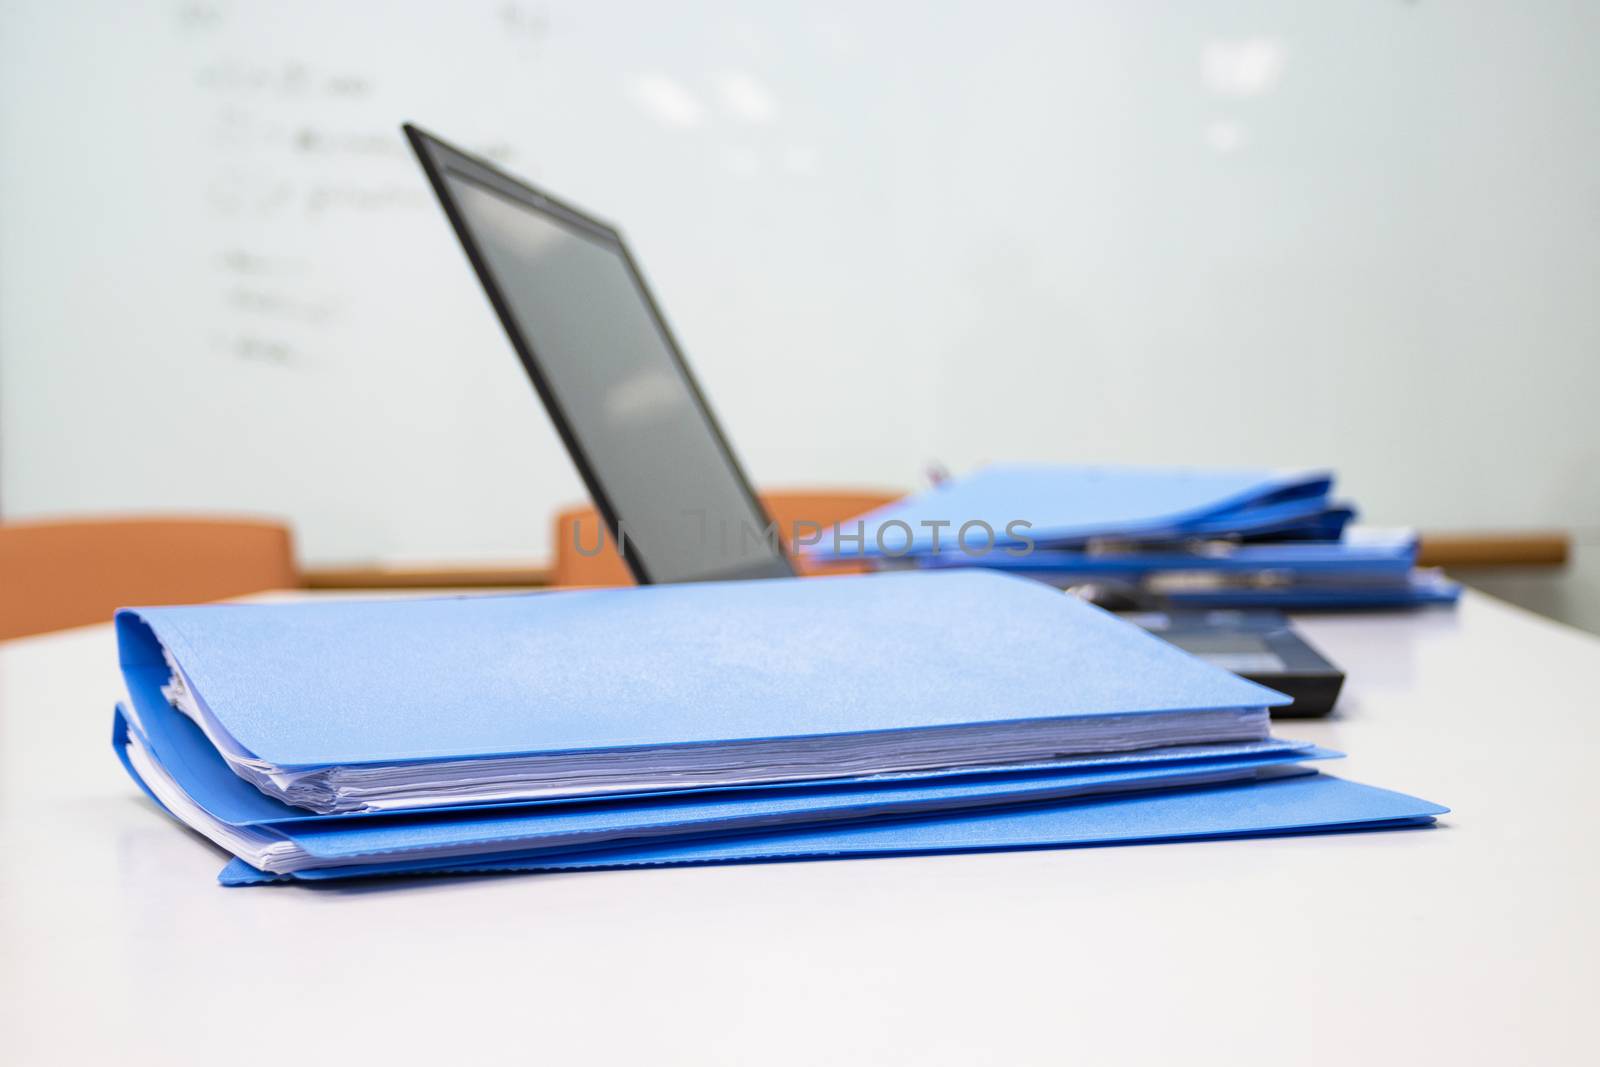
<box><xmin>3</xmin><ymin>1</ymin><xmax>1597</xmax><ymax>574</ymax></box>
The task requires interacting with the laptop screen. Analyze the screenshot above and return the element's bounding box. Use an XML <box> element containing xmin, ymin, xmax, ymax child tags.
<box><xmin>424</xmin><ymin>144</ymin><xmax>792</xmax><ymax>584</ymax></box>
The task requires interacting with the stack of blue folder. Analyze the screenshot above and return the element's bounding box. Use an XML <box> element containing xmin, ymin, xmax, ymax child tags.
<box><xmin>112</xmin><ymin>570</ymin><xmax>1445</xmax><ymax>885</ymax></box>
<box><xmin>807</xmin><ymin>465</ymin><xmax>1459</xmax><ymax>609</ymax></box>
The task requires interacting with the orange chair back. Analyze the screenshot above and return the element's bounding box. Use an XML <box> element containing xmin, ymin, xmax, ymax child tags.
<box><xmin>0</xmin><ymin>516</ymin><xmax>300</xmax><ymax>640</ymax></box>
<box><xmin>551</xmin><ymin>489</ymin><xmax>903</xmax><ymax>587</ymax></box>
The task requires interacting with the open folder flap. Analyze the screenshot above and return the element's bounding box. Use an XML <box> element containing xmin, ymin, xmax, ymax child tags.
<box><xmin>216</xmin><ymin>771</ymin><xmax>1446</xmax><ymax>885</ymax></box>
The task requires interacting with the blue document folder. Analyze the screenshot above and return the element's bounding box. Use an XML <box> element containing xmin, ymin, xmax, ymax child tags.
<box><xmin>108</xmin><ymin>566</ymin><xmax>1446</xmax><ymax>888</ymax></box>
<box><xmin>116</xmin><ymin>570</ymin><xmax>1290</xmax><ymax>814</ymax></box>
<box><xmin>807</xmin><ymin>464</ymin><xmax>1335</xmax><ymax>558</ymax></box>
<box><xmin>217</xmin><ymin>771</ymin><xmax>1446</xmax><ymax>885</ymax></box>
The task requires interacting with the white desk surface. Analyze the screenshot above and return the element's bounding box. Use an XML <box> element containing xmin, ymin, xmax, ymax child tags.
<box><xmin>2</xmin><ymin>590</ymin><xmax>1597</xmax><ymax>1065</ymax></box>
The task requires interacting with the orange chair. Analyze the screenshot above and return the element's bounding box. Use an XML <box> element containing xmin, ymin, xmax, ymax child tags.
<box><xmin>0</xmin><ymin>516</ymin><xmax>301</xmax><ymax>640</ymax></box>
<box><xmin>551</xmin><ymin>490</ymin><xmax>903</xmax><ymax>587</ymax></box>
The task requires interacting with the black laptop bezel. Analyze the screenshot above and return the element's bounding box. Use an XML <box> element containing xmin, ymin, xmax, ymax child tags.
<box><xmin>403</xmin><ymin>123</ymin><xmax>792</xmax><ymax>584</ymax></box>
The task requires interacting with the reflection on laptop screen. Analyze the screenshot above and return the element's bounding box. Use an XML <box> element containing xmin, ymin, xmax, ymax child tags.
<box><xmin>438</xmin><ymin>166</ymin><xmax>791</xmax><ymax>584</ymax></box>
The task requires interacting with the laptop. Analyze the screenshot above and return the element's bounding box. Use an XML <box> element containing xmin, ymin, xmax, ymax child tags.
<box><xmin>404</xmin><ymin>124</ymin><xmax>793</xmax><ymax>585</ymax></box>
<box><xmin>404</xmin><ymin>124</ymin><xmax>1343</xmax><ymax>714</ymax></box>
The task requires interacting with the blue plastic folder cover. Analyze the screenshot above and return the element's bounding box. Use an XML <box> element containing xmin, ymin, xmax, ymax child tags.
<box><xmin>218</xmin><ymin>772</ymin><xmax>1446</xmax><ymax>885</ymax></box>
<box><xmin>807</xmin><ymin>464</ymin><xmax>1334</xmax><ymax>557</ymax></box>
<box><xmin>115</xmin><ymin>569</ymin><xmax>1288</xmax><ymax>779</ymax></box>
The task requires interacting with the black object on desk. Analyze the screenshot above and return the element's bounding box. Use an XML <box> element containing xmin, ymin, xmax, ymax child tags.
<box><xmin>1122</xmin><ymin>609</ymin><xmax>1345</xmax><ymax>718</ymax></box>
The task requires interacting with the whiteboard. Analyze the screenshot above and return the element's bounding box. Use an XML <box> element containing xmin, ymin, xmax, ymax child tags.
<box><xmin>3</xmin><ymin>0</ymin><xmax>1597</xmax><ymax>564</ymax></box>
